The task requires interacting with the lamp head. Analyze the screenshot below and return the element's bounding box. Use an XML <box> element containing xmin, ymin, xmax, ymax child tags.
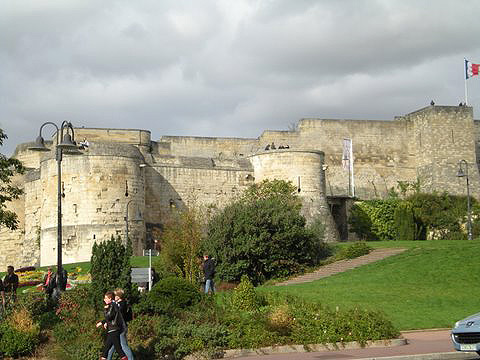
<box><xmin>457</xmin><ymin>167</ymin><xmax>466</xmax><ymax>178</ymax></box>
<box><xmin>57</xmin><ymin>133</ymin><xmax>77</xmax><ymax>149</ymax></box>
<box><xmin>28</xmin><ymin>135</ymin><xmax>50</xmax><ymax>152</ymax></box>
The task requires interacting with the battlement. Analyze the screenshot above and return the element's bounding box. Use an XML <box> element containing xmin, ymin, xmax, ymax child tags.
<box><xmin>3</xmin><ymin>104</ymin><xmax>480</xmax><ymax>269</ymax></box>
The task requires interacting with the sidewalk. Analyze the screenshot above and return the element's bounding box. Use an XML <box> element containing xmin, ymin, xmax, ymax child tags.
<box><xmin>232</xmin><ymin>330</ymin><xmax>476</xmax><ymax>360</ymax></box>
<box><xmin>275</xmin><ymin>248</ymin><xmax>407</xmax><ymax>286</ymax></box>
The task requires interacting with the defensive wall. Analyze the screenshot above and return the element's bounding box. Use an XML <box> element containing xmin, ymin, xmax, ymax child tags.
<box><xmin>1</xmin><ymin>104</ymin><xmax>479</xmax><ymax>268</ymax></box>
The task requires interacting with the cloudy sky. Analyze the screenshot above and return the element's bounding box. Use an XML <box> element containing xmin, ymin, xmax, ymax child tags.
<box><xmin>2</xmin><ymin>0</ymin><xmax>480</xmax><ymax>155</ymax></box>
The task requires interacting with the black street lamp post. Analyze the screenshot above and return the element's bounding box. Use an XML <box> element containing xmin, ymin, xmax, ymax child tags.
<box><xmin>29</xmin><ymin>121</ymin><xmax>78</xmax><ymax>291</ymax></box>
<box><xmin>125</xmin><ymin>199</ymin><xmax>134</xmax><ymax>244</ymax></box>
<box><xmin>457</xmin><ymin>159</ymin><xmax>473</xmax><ymax>241</ymax></box>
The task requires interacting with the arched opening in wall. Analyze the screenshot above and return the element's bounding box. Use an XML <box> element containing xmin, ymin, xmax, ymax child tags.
<box><xmin>327</xmin><ymin>196</ymin><xmax>350</xmax><ymax>241</ymax></box>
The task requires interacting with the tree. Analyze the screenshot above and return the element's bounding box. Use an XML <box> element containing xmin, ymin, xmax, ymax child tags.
<box><xmin>90</xmin><ymin>235</ymin><xmax>133</xmax><ymax>308</ymax></box>
<box><xmin>0</xmin><ymin>129</ymin><xmax>25</xmax><ymax>229</ymax></box>
<box><xmin>204</xmin><ymin>179</ymin><xmax>328</xmax><ymax>285</ymax></box>
<box><xmin>154</xmin><ymin>206</ymin><xmax>205</xmax><ymax>284</ymax></box>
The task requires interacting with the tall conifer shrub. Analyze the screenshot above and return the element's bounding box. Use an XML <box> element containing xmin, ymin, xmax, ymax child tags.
<box><xmin>90</xmin><ymin>235</ymin><xmax>133</xmax><ymax>308</ymax></box>
<box><xmin>394</xmin><ymin>201</ymin><xmax>416</xmax><ymax>241</ymax></box>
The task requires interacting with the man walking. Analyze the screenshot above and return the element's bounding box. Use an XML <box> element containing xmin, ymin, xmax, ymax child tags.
<box><xmin>203</xmin><ymin>254</ymin><xmax>215</xmax><ymax>294</ymax></box>
<box><xmin>3</xmin><ymin>266</ymin><xmax>19</xmax><ymax>303</ymax></box>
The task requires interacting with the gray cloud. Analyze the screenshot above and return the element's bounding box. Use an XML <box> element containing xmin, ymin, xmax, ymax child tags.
<box><xmin>2</xmin><ymin>0</ymin><xmax>480</xmax><ymax>155</ymax></box>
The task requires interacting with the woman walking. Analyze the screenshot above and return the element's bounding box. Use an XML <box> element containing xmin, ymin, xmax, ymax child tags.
<box><xmin>106</xmin><ymin>288</ymin><xmax>134</xmax><ymax>360</ymax></box>
<box><xmin>96</xmin><ymin>291</ymin><xmax>128</xmax><ymax>360</ymax></box>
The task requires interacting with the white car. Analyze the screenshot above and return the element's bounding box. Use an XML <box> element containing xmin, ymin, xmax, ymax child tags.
<box><xmin>452</xmin><ymin>312</ymin><xmax>480</xmax><ymax>355</ymax></box>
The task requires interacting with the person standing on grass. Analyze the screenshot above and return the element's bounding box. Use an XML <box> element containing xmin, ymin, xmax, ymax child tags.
<box><xmin>203</xmin><ymin>254</ymin><xmax>216</xmax><ymax>294</ymax></box>
<box><xmin>0</xmin><ymin>278</ymin><xmax>5</xmax><ymax>310</ymax></box>
<box><xmin>106</xmin><ymin>288</ymin><xmax>134</xmax><ymax>360</ymax></box>
<box><xmin>96</xmin><ymin>291</ymin><xmax>128</xmax><ymax>360</ymax></box>
<box><xmin>42</xmin><ymin>267</ymin><xmax>56</xmax><ymax>298</ymax></box>
<box><xmin>3</xmin><ymin>266</ymin><xmax>19</xmax><ymax>303</ymax></box>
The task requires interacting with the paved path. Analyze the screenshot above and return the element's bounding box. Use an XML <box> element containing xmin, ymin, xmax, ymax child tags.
<box><xmin>276</xmin><ymin>248</ymin><xmax>407</xmax><ymax>286</ymax></box>
<box><xmin>233</xmin><ymin>330</ymin><xmax>474</xmax><ymax>360</ymax></box>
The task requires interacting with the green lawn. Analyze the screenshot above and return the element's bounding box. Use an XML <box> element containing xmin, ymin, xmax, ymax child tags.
<box><xmin>259</xmin><ymin>240</ymin><xmax>480</xmax><ymax>331</ymax></box>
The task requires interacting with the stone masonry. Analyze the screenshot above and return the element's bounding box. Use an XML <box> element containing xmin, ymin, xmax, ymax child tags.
<box><xmin>1</xmin><ymin>104</ymin><xmax>479</xmax><ymax>268</ymax></box>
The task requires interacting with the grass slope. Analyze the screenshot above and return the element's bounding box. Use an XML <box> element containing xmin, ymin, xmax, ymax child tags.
<box><xmin>260</xmin><ymin>240</ymin><xmax>480</xmax><ymax>330</ymax></box>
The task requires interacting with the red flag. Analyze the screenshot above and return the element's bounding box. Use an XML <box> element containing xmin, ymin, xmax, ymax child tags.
<box><xmin>473</xmin><ymin>63</ymin><xmax>479</xmax><ymax>76</ymax></box>
<box><xmin>466</xmin><ymin>59</ymin><xmax>480</xmax><ymax>79</ymax></box>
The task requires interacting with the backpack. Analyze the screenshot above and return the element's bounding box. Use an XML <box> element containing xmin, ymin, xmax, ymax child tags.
<box><xmin>124</xmin><ymin>302</ymin><xmax>133</xmax><ymax>322</ymax></box>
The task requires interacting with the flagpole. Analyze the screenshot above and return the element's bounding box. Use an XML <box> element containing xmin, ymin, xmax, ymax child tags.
<box><xmin>465</xmin><ymin>58</ymin><xmax>469</xmax><ymax>105</ymax></box>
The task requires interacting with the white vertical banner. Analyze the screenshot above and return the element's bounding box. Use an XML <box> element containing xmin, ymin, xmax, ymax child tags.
<box><xmin>350</xmin><ymin>139</ymin><xmax>355</xmax><ymax>197</ymax></box>
<box><xmin>342</xmin><ymin>139</ymin><xmax>350</xmax><ymax>170</ymax></box>
<box><xmin>342</xmin><ymin>139</ymin><xmax>355</xmax><ymax>197</ymax></box>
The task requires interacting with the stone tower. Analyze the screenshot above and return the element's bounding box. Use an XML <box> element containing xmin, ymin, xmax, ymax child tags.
<box><xmin>249</xmin><ymin>149</ymin><xmax>340</xmax><ymax>242</ymax></box>
<box><xmin>407</xmin><ymin>105</ymin><xmax>480</xmax><ymax>197</ymax></box>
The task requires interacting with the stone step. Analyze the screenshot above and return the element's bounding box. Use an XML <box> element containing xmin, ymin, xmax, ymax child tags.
<box><xmin>275</xmin><ymin>248</ymin><xmax>407</xmax><ymax>286</ymax></box>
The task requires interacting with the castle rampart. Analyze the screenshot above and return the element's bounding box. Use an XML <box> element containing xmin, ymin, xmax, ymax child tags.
<box><xmin>2</xmin><ymin>104</ymin><xmax>479</xmax><ymax>268</ymax></box>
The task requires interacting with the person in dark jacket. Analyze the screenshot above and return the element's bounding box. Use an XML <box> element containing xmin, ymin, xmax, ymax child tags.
<box><xmin>106</xmin><ymin>288</ymin><xmax>134</xmax><ymax>360</ymax></box>
<box><xmin>0</xmin><ymin>278</ymin><xmax>5</xmax><ymax>310</ymax></box>
<box><xmin>203</xmin><ymin>254</ymin><xmax>216</xmax><ymax>294</ymax></box>
<box><xmin>3</xmin><ymin>266</ymin><xmax>19</xmax><ymax>303</ymax></box>
<box><xmin>96</xmin><ymin>291</ymin><xmax>127</xmax><ymax>360</ymax></box>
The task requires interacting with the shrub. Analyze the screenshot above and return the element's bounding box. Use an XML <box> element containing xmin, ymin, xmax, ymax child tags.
<box><xmin>128</xmin><ymin>314</ymin><xmax>171</xmax><ymax>356</ymax></box>
<box><xmin>154</xmin><ymin>206</ymin><xmax>205</xmax><ymax>284</ymax></box>
<box><xmin>90</xmin><ymin>235</ymin><xmax>133</xmax><ymax>309</ymax></box>
<box><xmin>155</xmin><ymin>322</ymin><xmax>229</xmax><ymax>359</ymax></box>
<box><xmin>0</xmin><ymin>323</ymin><xmax>39</xmax><ymax>357</ymax></box>
<box><xmin>286</xmin><ymin>299</ymin><xmax>399</xmax><ymax>345</ymax></box>
<box><xmin>267</xmin><ymin>305</ymin><xmax>295</xmax><ymax>336</ymax></box>
<box><xmin>223</xmin><ymin>309</ymin><xmax>280</xmax><ymax>349</ymax></box>
<box><xmin>205</xmin><ymin>179</ymin><xmax>329</xmax><ymax>284</ymax></box>
<box><xmin>231</xmin><ymin>276</ymin><xmax>259</xmax><ymax>312</ymax></box>
<box><xmin>134</xmin><ymin>276</ymin><xmax>201</xmax><ymax>316</ymax></box>
<box><xmin>348</xmin><ymin>203</ymin><xmax>376</xmax><ymax>241</ymax></box>
<box><xmin>394</xmin><ymin>201</ymin><xmax>417</xmax><ymax>241</ymax></box>
<box><xmin>336</xmin><ymin>242</ymin><xmax>372</xmax><ymax>260</ymax></box>
<box><xmin>18</xmin><ymin>292</ymin><xmax>54</xmax><ymax>318</ymax></box>
<box><xmin>0</xmin><ymin>308</ymin><xmax>40</xmax><ymax>357</ymax></box>
<box><xmin>407</xmin><ymin>192</ymin><xmax>479</xmax><ymax>240</ymax></box>
<box><xmin>52</xmin><ymin>286</ymin><xmax>103</xmax><ymax>360</ymax></box>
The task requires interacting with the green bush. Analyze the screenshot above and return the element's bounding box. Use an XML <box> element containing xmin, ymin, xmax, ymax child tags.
<box><xmin>394</xmin><ymin>201</ymin><xmax>417</xmax><ymax>241</ymax></box>
<box><xmin>129</xmin><ymin>302</ymin><xmax>229</xmax><ymax>359</ymax></box>
<box><xmin>52</xmin><ymin>286</ymin><xmax>103</xmax><ymax>360</ymax></box>
<box><xmin>90</xmin><ymin>235</ymin><xmax>133</xmax><ymax>309</ymax></box>
<box><xmin>231</xmin><ymin>275</ymin><xmax>260</xmax><ymax>312</ymax></box>
<box><xmin>205</xmin><ymin>179</ymin><xmax>329</xmax><ymax>284</ymax></box>
<box><xmin>223</xmin><ymin>309</ymin><xmax>280</xmax><ymax>349</ymax></box>
<box><xmin>407</xmin><ymin>192</ymin><xmax>478</xmax><ymax>240</ymax></box>
<box><xmin>153</xmin><ymin>207</ymin><xmax>205</xmax><ymax>284</ymax></box>
<box><xmin>349</xmin><ymin>199</ymin><xmax>400</xmax><ymax>241</ymax></box>
<box><xmin>336</xmin><ymin>242</ymin><xmax>372</xmax><ymax>260</ymax></box>
<box><xmin>348</xmin><ymin>194</ymin><xmax>478</xmax><ymax>241</ymax></box>
<box><xmin>289</xmin><ymin>300</ymin><xmax>399</xmax><ymax>345</ymax></box>
<box><xmin>0</xmin><ymin>321</ymin><xmax>40</xmax><ymax>357</ymax></box>
<box><xmin>134</xmin><ymin>276</ymin><xmax>201</xmax><ymax>316</ymax></box>
<box><xmin>19</xmin><ymin>292</ymin><xmax>55</xmax><ymax>318</ymax></box>
<box><xmin>348</xmin><ymin>203</ymin><xmax>376</xmax><ymax>241</ymax></box>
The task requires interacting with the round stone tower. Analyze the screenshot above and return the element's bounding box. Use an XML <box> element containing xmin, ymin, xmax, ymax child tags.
<box><xmin>30</xmin><ymin>142</ymin><xmax>146</xmax><ymax>266</ymax></box>
<box><xmin>248</xmin><ymin>149</ymin><xmax>339</xmax><ymax>242</ymax></box>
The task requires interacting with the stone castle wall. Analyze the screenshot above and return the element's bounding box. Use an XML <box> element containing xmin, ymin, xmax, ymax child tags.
<box><xmin>2</xmin><ymin>105</ymin><xmax>479</xmax><ymax>268</ymax></box>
